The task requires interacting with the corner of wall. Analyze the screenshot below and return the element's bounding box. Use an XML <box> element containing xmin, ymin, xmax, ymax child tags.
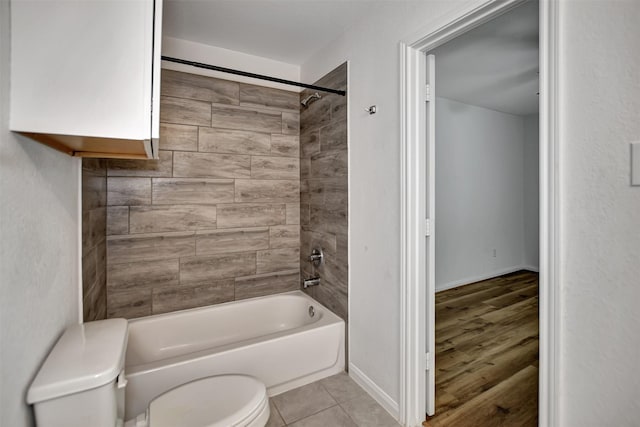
<box><xmin>81</xmin><ymin>158</ymin><xmax>108</xmax><ymax>322</ymax></box>
<box><xmin>349</xmin><ymin>362</ymin><xmax>399</xmax><ymax>420</ymax></box>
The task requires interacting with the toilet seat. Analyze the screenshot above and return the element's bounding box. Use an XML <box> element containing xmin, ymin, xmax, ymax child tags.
<box><xmin>147</xmin><ymin>375</ymin><xmax>269</xmax><ymax>427</ymax></box>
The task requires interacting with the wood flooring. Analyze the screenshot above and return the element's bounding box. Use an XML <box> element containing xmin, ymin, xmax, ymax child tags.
<box><xmin>424</xmin><ymin>270</ymin><xmax>539</xmax><ymax>427</ymax></box>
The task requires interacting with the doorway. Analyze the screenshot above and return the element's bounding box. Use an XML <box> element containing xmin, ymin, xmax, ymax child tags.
<box><xmin>427</xmin><ymin>2</ymin><xmax>540</xmax><ymax>424</ymax></box>
<box><xmin>399</xmin><ymin>0</ymin><xmax>559</xmax><ymax>426</ymax></box>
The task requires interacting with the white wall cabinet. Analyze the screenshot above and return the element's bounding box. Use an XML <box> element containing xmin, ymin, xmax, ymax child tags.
<box><xmin>10</xmin><ymin>0</ymin><xmax>162</xmax><ymax>159</ymax></box>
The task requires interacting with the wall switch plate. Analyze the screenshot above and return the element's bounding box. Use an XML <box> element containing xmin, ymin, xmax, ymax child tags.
<box><xmin>632</xmin><ymin>142</ymin><xmax>640</xmax><ymax>186</ymax></box>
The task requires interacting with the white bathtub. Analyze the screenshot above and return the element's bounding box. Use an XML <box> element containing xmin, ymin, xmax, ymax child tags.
<box><xmin>123</xmin><ymin>291</ymin><xmax>345</xmax><ymax>419</ymax></box>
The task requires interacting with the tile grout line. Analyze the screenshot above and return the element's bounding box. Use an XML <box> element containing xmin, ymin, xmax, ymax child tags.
<box><xmin>268</xmin><ymin>399</ymin><xmax>286</xmax><ymax>427</ymax></box>
<box><xmin>336</xmin><ymin>400</ymin><xmax>363</xmax><ymax>427</ymax></box>
<box><xmin>196</xmin><ymin>125</ymin><xmax>200</xmax><ymax>152</ymax></box>
<box><xmin>283</xmin><ymin>403</ymin><xmax>341</xmax><ymax>427</ymax></box>
<box><xmin>317</xmin><ymin>380</ymin><xmax>364</xmax><ymax>426</ymax></box>
<box><xmin>108</xmin><ymin>73</ymin><xmax>307</xmax><ymax>318</ymax></box>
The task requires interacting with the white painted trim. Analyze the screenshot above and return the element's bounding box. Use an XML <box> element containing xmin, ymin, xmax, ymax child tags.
<box><xmin>521</xmin><ymin>265</ymin><xmax>540</xmax><ymax>273</ymax></box>
<box><xmin>399</xmin><ymin>41</ymin><xmax>409</xmax><ymax>426</ymax></box>
<box><xmin>346</xmin><ymin>60</ymin><xmax>352</xmax><ymax>372</ymax></box>
<box><xmin>435</xmin><ymin>265</ymin><xmax>540</xmax><ymax>293</ymax></box>
<box><xmin>402</xmin><ymin>0</ymin><xmax>525</xmax><ymax>51</ymax></box>
<box><xmin>424</xmin><ymin>53</ymin><xmax>436</xmax><ymax>416</ymax></box>
<box><xmin>538</xmin><ymin>0</ymin><xmax>561</xmax><ymax>425</ymax></box>
<box><xmin>399</xmin><ymin>1</ymin><xmax>560</xmax><ymax>426</ymax></box>
<box><xmin>349</xmin><ymin>363</ymin><xmax>399</xmax><ymax>419</ymax></box>
<box><xmin>399</xmin><ymin>40</ymin><xmax>426</xmax><ymax>427</ymax></box>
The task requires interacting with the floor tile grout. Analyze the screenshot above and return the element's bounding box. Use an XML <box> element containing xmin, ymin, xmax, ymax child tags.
<box><xmin>271</xmin><ymin>372</ymin><xmax>400</xmax><ymax>427</ymax></box>
<box><xmin>282</xmin><ymin>403</ymin><xmax>340</xmax><ymax>426</ymax></box>
<box><xmin>270</xmin><ymin>400</ymin><xmax>285</xmax><ymax>426</ymax></box>
<box><xmin>336</xmin><ymin>400</ymin><xmax>362</xmax><ymax>427</ymax></box>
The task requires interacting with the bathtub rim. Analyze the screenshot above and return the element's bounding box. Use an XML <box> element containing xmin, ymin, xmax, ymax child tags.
<box><xmin>125</xmin><ymin>290</ymin><xmax>345</xmax><ymax>371</ymax></box>
<box><xmin>127</xmin><ymin>289</ymin><xmax>340</xmax><ymax>326</ymax></box>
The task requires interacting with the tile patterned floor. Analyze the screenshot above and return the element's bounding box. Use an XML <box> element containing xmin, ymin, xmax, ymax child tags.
<box><xmin>267</xmin><ymin>372</ymin><xmax>400</xmax><ymax>427</ymax></box>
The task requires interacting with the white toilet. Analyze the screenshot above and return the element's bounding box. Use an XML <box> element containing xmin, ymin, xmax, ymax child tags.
<box><xmin>27</xmin><ymin>319</ymin><xmax>270</xmax><ymax>427</ymax></box>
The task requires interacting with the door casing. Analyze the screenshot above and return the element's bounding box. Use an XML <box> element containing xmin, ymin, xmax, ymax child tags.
<box><xmin>398</xmin><ymin>0</ymin><xmax>560</xmax><ymax>425</ymax></box>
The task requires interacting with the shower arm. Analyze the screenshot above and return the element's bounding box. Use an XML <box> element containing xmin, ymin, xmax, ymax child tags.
<box><xmin>301</xmin><ymin>93</ymin><xmax>322</xmax><ymax>107</ymax></box>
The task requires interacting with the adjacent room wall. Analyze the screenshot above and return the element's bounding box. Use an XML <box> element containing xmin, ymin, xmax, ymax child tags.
<box><xmin>0</xmin><ymin>2</ymin><xmax>81</xmax><ymax>425</ymax></box>
<box><xmin>435</xmin><ymin>97</ymin><xmax>527</xmax><ymax>291</ymax></box>
<box><xmin>82</xmin><ymin>159</ymin><xmax>107</xmax><ymax>321</ymax></box>
<box><xmin>105</xmin><ymin>69</ymin><xmax>300</xmax><ymax>318</ymax></box>
<box><xmin>299</xmin><ymin>63</ymin><xmax>349</xmax><ymax>321</ymax></box>
<box><xmin>523</xmin><ymin>114</ymin><xmax>539</xmax><ymax>269</ymax></box>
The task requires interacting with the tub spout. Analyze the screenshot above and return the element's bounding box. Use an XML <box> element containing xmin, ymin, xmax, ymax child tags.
<box><xmin>303</xmin><ymin>277</ymin><xmax>320</xmax><ymax>289</ymax></box>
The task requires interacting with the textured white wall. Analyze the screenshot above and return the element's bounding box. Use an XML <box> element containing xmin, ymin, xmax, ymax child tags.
<box><xmin>0</xmin><ymin>2</ymin><xmax>81</xmax><ymax>426</ymax></box>
<box><xmin>435</xmin><ymin>97</ymin><xmax>527</xmax><ymax>290</ymax></box>
<box><xmin>559</xmin><ymin>1</ymin><xmax>640</xmax><ymax>425</ymax></box>
<box><xmin>300</xmin><ymin>0</ymin><xmax>488</xmax><ymax>408</ymax></box>
<box><xmin>523</xmin><ymin>114</ymin><xmax>539</xmax><ymax>269</ymax></box>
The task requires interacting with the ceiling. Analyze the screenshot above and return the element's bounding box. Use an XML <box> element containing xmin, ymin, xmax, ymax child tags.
<box><xmin>430</xmin><ymin>1</ymin><xmax>539</xmax><ymax>116</ymax></box>
<box><xmin>162</xmin><ymin>0</ymin><xmax>379</xmax><ymax>65</ymax></box>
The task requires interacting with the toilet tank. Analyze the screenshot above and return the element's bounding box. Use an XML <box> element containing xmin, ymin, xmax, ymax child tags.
<box><xmin>27</xmin><ymin>319</ymin><xmax>129</xmax><ymax>427</ymax></box>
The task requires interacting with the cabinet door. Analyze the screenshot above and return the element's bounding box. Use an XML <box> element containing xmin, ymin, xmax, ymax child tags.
<box><xmin>150</xmin><ymin>0</ymin><xmax>163</xmax><ymax>155</ymax></box>
<box><xmin>10</xmin><ymin>0</ymin><xmax>162</xmax><ymax>158</ymax></box>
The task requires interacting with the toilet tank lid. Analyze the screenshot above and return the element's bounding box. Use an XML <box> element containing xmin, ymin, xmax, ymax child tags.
<box><xmin>27</xmin><ymin>318</ymin><xmax>129</xmax><ymax>404</ymax></box>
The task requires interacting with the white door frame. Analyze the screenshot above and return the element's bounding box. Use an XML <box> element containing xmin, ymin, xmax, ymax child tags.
<box><xmin>399</xmin><ymin>1</ymin><xmax>560</xmax><ymax>426</ymax></box>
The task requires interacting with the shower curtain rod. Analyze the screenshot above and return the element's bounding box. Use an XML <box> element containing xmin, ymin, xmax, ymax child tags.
<box><xmin>161</xmin><ymin>56</ymin><xmax>347</xmax><ymax>96</ymax></box>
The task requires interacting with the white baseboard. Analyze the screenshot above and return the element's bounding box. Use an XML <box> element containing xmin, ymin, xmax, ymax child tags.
<box><xmin>436</xmin><ymin>264</ymin><xmax>540</xmax><ymax>293</ymax></box>
<box><xmin>348</xmin><ymin>363</ymin><xmax>399</xmax><ymax>420</ymax></box>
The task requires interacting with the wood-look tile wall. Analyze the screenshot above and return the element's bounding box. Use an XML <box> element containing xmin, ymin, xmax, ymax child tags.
<box><xmin>82</xmin><ymin>158</ymin><xmax>107</xmax><ymax>321</ymax></box>
<box><xmin>300</xmin><ymin>63</ymin><xmax>348</xmax><ymax>321</ymax></box>
<box><xmin>105</xmin><ymin>70</ymin><xmax>300</xmax><ymax>318</ymax></box>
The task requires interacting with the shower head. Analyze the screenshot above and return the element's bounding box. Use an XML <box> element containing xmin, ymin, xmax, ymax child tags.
<box><xmin>301</xmin><ymin>92</ymin><xmax>322</xmax><ymax>108</ymax></box>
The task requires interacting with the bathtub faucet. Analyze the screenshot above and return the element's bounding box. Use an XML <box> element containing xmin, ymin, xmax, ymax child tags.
<box><xmin>303</xmin><ymin>277</ymin><xmax>321</xmax><ymax>289</ymax></box>
<box><xmin>308</xmin><ymin>248</ymin><xmax>324</xmax><ymax>267</ymax></box>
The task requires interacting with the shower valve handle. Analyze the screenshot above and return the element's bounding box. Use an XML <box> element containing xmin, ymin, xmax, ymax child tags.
<box><xmin>308</xmin><ymin>248</ymin><xmax>324</xmax><ymax>267</ymax></box>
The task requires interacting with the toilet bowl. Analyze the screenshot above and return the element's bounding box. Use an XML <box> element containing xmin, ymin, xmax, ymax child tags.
<box><xmin>27</xmin><ymin>319</ymin><xmax>269</xmax><ymax>427</ymax></box>
<box><xmin>127</xmin><ymin>375</ymin><xmax>270</xmax><ymax>427</ymax></box>
<box><xmin>123</xmin><ymin>375</ymin><xmax>269</xmax><ymax>427</ymax></box>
